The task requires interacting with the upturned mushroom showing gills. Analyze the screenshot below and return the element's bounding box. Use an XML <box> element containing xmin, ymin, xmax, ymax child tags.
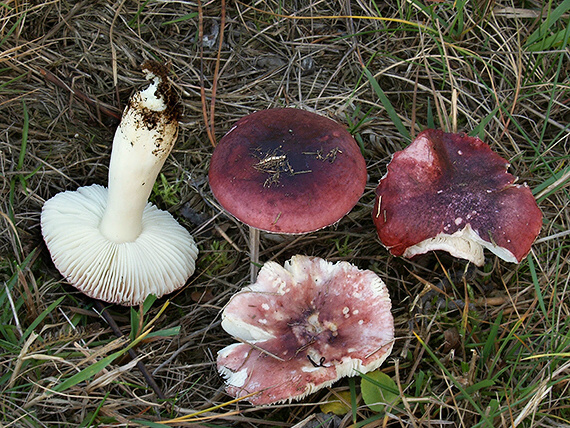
<box><xmin>217</xmin><ymin>255</ymin><xmax>394</xmax><ymax>405</ymax></box>
<box><xmin>41</xmin><ymin>61</ymin><xmax>198</xmax><ymax>306</ymax></box>
<box><xmin>373</xmin><ymin>129</ymin><xmax>542</xmax><ymax>266</ymax></box>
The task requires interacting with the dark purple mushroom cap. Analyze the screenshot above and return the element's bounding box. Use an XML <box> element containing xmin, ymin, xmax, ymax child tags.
<box><xmin>373</xmin><ymin>129</ymin><xmax>542</xmax><ymax>265</ymax></box>
<box><xmin>209</xmin><ymin>108</ymin><xmax>367</xmax><ymax>234</ymax></box>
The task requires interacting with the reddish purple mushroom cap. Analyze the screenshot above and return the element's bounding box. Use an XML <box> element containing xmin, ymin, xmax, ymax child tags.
<box><xmin>217</xmin><ymin>255</ymin><xmax>394</xmax><ymax>405</ymax></box>
<box><xmin>373</xmin><ymin>129</ymin><xmax>542</xmax><ymax>265</ymax></box>
<box><xmin>209</xmin><ymin>108</ymin><xmax>367</xmax><ymax>234</ymax></box>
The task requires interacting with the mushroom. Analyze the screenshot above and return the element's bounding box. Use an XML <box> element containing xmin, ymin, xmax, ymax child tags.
<box><xmin>217</xmin><ymin>255</ymin><xmax>394</xmax><ymax>405</ymax></box>
<box><xmin>208</xmin><ymin>108</ymin><xmax>367</xmax><ymax>280</ymax></box>
<box><xmin>372</xmin><ymin>129</ymin><xmax>542</xmax><ymax>265</ymax></box>
<box><xmin>41</xmin><ymin>61</ymin><xmax>198</xmax><ymax>306</ymax></box>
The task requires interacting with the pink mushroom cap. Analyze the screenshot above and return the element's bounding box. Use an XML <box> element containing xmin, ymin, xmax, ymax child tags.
<box><xmin>373</xmin><ymin>129</ymin><xmax>543</xmax><ymax>265</ymax></box>
<box><xmin>217</xmin><ymin>255</ymin><xmax>394</xmax><ymax>405</ymax></box>
<box><xmin>208</xmin><ymin>108</ymin><xmax>367</xmax><ymax>234</ymax></box>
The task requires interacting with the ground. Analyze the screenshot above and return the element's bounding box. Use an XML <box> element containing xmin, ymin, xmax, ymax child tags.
<box><xmin>1</xmin><ymin>0</ymin><xmax>569</xmax><ymax>427</ymax></box>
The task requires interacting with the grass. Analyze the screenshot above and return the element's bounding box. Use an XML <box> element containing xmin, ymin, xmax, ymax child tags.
<box><xmin>1</xmin><ymin>0</ymin><xmax>569</xmax><ymax>426</ymax></box>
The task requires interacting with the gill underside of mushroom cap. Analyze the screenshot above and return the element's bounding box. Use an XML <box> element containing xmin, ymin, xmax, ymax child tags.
<box><xmin>41</xmin><ymin>184</ymin><xmax>198</xmax><ymax>306</ymax></box>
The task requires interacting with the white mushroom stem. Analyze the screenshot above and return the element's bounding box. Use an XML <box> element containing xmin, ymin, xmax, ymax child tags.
<box><xmin>99</xmin><ymin>74</ymin><xmax>179</xmax><ymax>243</ymax></box>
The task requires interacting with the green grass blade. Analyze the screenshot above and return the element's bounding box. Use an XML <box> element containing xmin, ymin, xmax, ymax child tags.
<box><xmin>20</xmin><ymin>296</ymin><xmax>65</xmax><ymax>344</ymax></box>
<box><xmin>353</xmin><ymin>413</ymin><xmax>386</xmax><ymax>428</ymax></box>
<box><xmin>362</xmin><ymin>64</ymin><xmax>411</xmax><ymax>144</ymax></box>
<box><xmin>528</xmin><ymin>254</ymin><xmax>548</xmax><ymax>320</ymax></box>
<box><xmin>127</xmin><ymin>0</ymin><xmax>151</xmax><ymax>28</ymax></box>
<box><xmin>0</xmin><ymin>12</ymin><xmax>25</xmax><ymax>48</ymax></box>
<box><xmin>469</xmin><ymin>106</ymin><xmax>499</xmax><ymax>139</ymax></box>
<box><xmin>348</xmin><ymin>376</ymin><xmax>358</xmax><ymax>423</ymax></box>
<box><xmin>533</xmin><ymin>165</ymin><xmax>570</xmax><ymax>201</ymax></box>
<box><xmin>17</xmin><ymin>101</ymin><xmax>28</xmax><ymax>170</ymax></box>
<box><xmin>480</xmin><ymin>311</ymin><xmax>502</xmax><ymax>369</ymax></box>
<box><xmin>426</xmin><ymin>98</ymin><xmax>434</xmax><ymax>129</ymax></box>
<box><xmin>538</xmin><ymin>24</ymin><xmax>570</xmax><ymax>148</ymax></box>
<box><xmin>51</xmin><ymin>329</ymin><xmax>152</xmax><ymax>394</ymax></box>
<box><xmin>455</xmin><ymin>379</ymin><xmax>495</xmax><ymax>401</ymax></box>
<box><xmin>162</xmin><ymin>12</ymin><xmax>198</xmax><ymax>26</ymax></box>
<box><xmin>413</xmin><ymin>332</ymin><xmax>494</xmax><ymax>427</ymax></box>
<box><xmin>142</xmin><ymin>294</ymin><xmax>157</xmax><ymax>314</ymax></box>
<box><xmin>132</xmin><ymin>421</ymin><xmax>171</xmax><ymax>428</ymax></box>
<box><xmin>52</xmin><ymin>349</ymin><xmax>123</xmax><ymax>393</ymax></box>
<box><xmin>80</xmin><ymin>391</ymin><xmax>110</xmax><ymax>428</ymax></box>
<box><xmin>130</xmin><ymin>305</ymin><xmax>141</xmax><ymax>341</ymax></box>
<box><xmin>0</xmin><ymin>72</ymin><xmax>26</xmax><ymax>90</ymax></box>
<box><xmin>525</xmin><ymin>0</ymin><xmax>570</xmax><ymax>49</ymax></box>
<box><xmin>144</xmin><ymin>326</ymin><xmax>180</xmax><ymax>339</ymax></box>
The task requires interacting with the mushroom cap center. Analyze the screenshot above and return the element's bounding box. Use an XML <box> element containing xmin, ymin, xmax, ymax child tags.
<box><xmin>289</xmin><ymin>310</ymin><xmax>340</xmax><ymax>351</ymax></box>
